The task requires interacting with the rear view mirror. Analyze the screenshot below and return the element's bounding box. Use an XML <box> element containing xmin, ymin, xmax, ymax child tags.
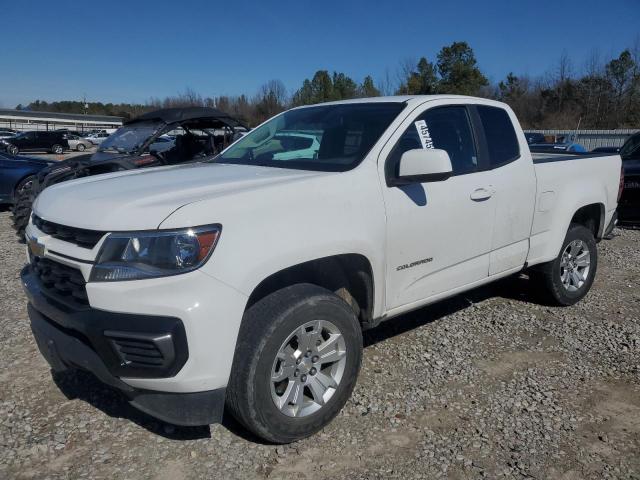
<box><xmin>392</xmin><ymin>148</ymin><xmax>453</xmax><ymax>185</ymax></box>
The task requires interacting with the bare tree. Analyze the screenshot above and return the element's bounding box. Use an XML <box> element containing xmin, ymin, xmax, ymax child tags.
<box><xmin>376</xmin><ymin>68</ymin><xmax>394</xmax><ymax>96</ymax></box>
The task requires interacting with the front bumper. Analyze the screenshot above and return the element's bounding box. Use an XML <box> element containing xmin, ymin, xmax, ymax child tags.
<box><xmin>22</xmin><ymin>256</ymin><xmax>248</xmax><ymax>425</ymax></box>
<box><xmin>24</xmin><ymin>266</ymin><xmax>227</xmax><ymax>426</ymax></box>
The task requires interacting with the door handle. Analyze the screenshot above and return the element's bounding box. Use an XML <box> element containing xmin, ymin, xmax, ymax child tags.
<box><xmin>470</xmin><ymin>187</ymin><xmax>493</xmax><ymax>201</ymax></box>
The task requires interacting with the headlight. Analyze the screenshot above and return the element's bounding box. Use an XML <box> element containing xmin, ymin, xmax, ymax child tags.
<box><xmin>90</xmin><ymin>225</ymin><xmax>221</xmax><ymax>282</ymax></box>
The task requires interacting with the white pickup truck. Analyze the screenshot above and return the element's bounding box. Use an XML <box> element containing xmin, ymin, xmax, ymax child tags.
<box><xmin>22</xmin><ymin>95</ymin><xmax>622</xmax><ymax>443</ymax></box>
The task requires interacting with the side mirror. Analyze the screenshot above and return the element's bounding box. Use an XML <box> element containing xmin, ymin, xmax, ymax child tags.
<box><xmin>392</xmin><ymin>148</ymin><xmax>453</xmax><ymax>185</ymax></box>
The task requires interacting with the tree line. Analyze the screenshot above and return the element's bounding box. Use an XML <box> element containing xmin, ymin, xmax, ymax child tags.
<box><xmin>17</xmin><ymin>40</ymin><xmax>640</xmax><ymax>129</ymax></box>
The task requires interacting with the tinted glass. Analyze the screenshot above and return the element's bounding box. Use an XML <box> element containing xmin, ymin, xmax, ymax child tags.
<box><xmin>620</xmin><ymin>133</ymin><xmax>640</xmax><ymax>161</ymax></box>
<box><xmin>387</xmin><ymin>106</ymin><xmax>477</xmax><ymax>178</ymax></box>
<box><xmin>217</xmin><ymin>103</ymin><xmax>405</xmax><ymax>172</ymax></box>
<box><xmin>478</xmin><ymin>106</ymin><xmax>520</xmax><ymax>167</ymax></box>
<box><xmin>99</xmin><ymin>123</ymin><xmax>158</xmax><ymax>154</ymax></box>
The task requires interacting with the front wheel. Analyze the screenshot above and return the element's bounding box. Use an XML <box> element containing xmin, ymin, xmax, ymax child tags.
<box><xmin>76</xmin><ymin>143</ymin><xmax>86</xmax><ymax>152</ymax></box>
<box><xmin>51</xmin><ymin>144</ymin><xmax>63</xmax><ymax>154</ymax></box>
<box><xmin>8</xmin><ymin>145</ymin><xmax>18</xmax><ymax>155</ymax></box>
<box><xmin>226</xmin><ymin>284</ymin><xmax>362</xmax><ymax>443</ymax></box>
<box><xmin>535</xmin><ymin>223</ymin><xmax>598</xmax><ymax>306</ymax></box>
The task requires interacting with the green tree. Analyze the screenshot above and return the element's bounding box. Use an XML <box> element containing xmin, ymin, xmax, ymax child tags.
<box><xmin>436</xmin><ymin>41</ymin><xmax>488</xmax><ymax>95</ymax></box>
<box><xmin>358</xmin><ymin>75</ymin><xmax>380</xmax><ymax>97</ymax></box>
<box><xmin>605</xmin><ymin>49</ymin><xmax>638</xmax><ymax>124</ymax></box>
<box><xmin>498</xmin><ymin>73</ymin><xmax>525</xmax><ymax>101</ymax></box>
<box><xmin>332</xmin><ymin>72</ymin><xmax>358</xmax><ymax>100</ymax></box>
<box><xmin>293</xmin><ymin>70</ymin><xmax>361</xmax><ymax>105</ymax></box>
<box><xmin>310</xmin><ymin>70</ymin><xmax>334</xmax><ymax>103</ymax></box>
<box><xmin>396</xmin><ymin>57</ymin><xmax>438</xmax><ymax>94</ymax></box>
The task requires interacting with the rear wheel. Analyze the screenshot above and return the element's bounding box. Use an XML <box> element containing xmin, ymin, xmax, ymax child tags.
<box><xmin>535</xmin><ymin>224</ymin><xmax>598</xmax><ymax>306</ymax></box>
<box><xmin>77</xmin><ymin>143</ymin><xmax>86</xmax><ymax>152</ymax></box>
<box><xmin>226</xmin><ymin>284</ymin><xmax>362</xmax><ymax>443</ymax></box>
<box><xmin>8</xmin><ymin>144</ymin><xmax>18</xmax><ymax>155</ymax></box>
<box><xmin>51</xmin><ymin>144</ymin><xmax>63</xmax><ymax>154</ymax></box>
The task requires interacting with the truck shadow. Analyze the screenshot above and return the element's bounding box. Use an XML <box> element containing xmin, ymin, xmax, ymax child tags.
<box><xmin>363</xmin><ymin>273</ymin><xmax>547</xmax><ymax>347</ymax></box>
<box><xmin>52</xmin><ymin>368</ymin><xmax>271</xmax><ymax>442</ymax></box>
<box><xmin>51</xmin><ymin>273</ymin><xmax>546</xmax><ymax>443</ymax></box>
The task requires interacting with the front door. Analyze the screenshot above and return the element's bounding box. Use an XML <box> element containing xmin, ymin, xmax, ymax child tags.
<box><xmin>380</xmin><ymin>103</ymin><xmax>495</xmax><ymax>311</ymax></box>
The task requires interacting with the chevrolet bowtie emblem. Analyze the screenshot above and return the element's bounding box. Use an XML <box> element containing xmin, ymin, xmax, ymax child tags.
<box><xmin>27</xmin><ymin>236</ymin><xmax>45</xmax><ymax>257</ymax></box>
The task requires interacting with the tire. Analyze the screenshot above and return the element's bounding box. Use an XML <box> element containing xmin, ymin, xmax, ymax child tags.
<box><xmin>536</xmin><ymin>223</ymin><xmax>598</xmax><ymax>306</ymax></box>
<box><xmin>11</xmin><ymin>186</ymin><xmax>34</xmax><ymax>239</ymax></box>
<box><xmin>51</xmin><ymin>144</ymin><xmax>63</xmax><ymax>154</ymax></box>
<box><xmin>226</xmin><ymin>283</ymin><xmax>363</xmax><ymax>443</ymax></box>
<box><xmin>77</xmin><ymin>143</ymin><xmax>86</xmax><ymax>152</ymax></box>
<box><xmin>8</xmin><ymin>145</ymin><xmax>18</xmax><ymax>155</ymax></box>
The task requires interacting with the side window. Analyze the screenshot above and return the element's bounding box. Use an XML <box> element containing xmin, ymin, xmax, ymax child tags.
<box><xmin>477</xmin><ymin>106</ymin><xmax>520</xmax><ymax>168</ymax></box>
<box><xmin>386</xmin><ymin>106</ymin><xmax>478</xmax><ymax>180</ymax></box>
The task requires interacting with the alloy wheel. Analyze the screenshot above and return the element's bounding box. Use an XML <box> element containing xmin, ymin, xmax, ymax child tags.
<box><xmin>270</xmin><ymin>319</ymin><xmax>347</xmax><ymax>418</ymax></box>
<box><xmin>560</xmin><ymin>239</ymin><xmax>591</xmax><ymax>292</ymax></box>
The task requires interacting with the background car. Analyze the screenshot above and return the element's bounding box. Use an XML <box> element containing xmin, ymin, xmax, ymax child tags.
<box><xmin>591</xmin><ymin>146</ymin><xmax>621</xmax><ymax>154</ymax></box>
<box><xmin>148</xmin><ymin>135</ymin><xmax>175</xmax><ymax>154</ymax></box>
<box><xmin>0</xmin><ymin>151</ymin><xmax>55</xmax><ymax>206</ymax></box>
<box><xmin>272</xmin><ymin>131</ymin><xmax>321</xmax><ymax>160</ymax></box>
<box><xmin>66</xmin><ymin>134</ymin><xmax>93</xmax><ymax>152</ymax></box>
<box><xmin>85</xmin><ymin>132</ymin><xmax>110</xmax><ymax>145</ymax></box>
<box><xmin>0</xmin><ymin>131</ymin><xmax>70</xmax><ymax>155</ymax></box>
<box><xmin>618</xmin><ymin>132</ymin><xmax>640</xmax><ymax>226</ymax></box>
<box><xmin>0</xmin><ymin>128</ymin><xmax>18</xmax><ymax>139</ymax></box>
<box><xmin>12</xmin><ymin>106</ymin><xmax>246</xmax><ymax>236</ymax></box>
<box><xmin>523</xmin><ymin>132</ymin><xmax>547</xmax><ymax>144</ymax></box>
<box><xmin>56</xmin><ymin>129</ymin><xmax>90</xmax><ymax>137</ymax></box>
<box><xmin>529</xmin><ymin>142</ymin><xmax>587</xmax><ymax>153</ymax></box>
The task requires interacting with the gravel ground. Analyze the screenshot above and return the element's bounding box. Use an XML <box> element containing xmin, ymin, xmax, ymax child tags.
<box><xmin>0</xmin><ymin>210</ymin><xmax>638</xmax><ymax>479</ymax></box>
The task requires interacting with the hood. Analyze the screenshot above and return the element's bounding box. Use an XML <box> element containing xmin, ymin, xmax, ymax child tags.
<box><xmin>0</xmin><ymin>151</ymin><xmax>54</xmax><ymax>166</ymax></box>
<box><xmin>7</xmin><ymin>154</ymin><xmax>56</xmax><ymax>166</ymax></box>
<box><xmin>34</xmin><ymin>162</ymin><xmax>327</xmax><ymax>231</ymax></box>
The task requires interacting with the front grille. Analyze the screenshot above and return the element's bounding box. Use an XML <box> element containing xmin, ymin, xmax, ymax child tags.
<box><xmin>31</xmin><ymin>257</ymin><xmax>88</xmax><ymax>306</ymax></box>
<box><xmin>105</xmin><ymin>331</ymin><xmax>176</xmax><ymax>370</ymax></box>
<box><xmin>33</xmin><ymin>215</ymin><xmax>105</xmax><ymax>249</ymax></box>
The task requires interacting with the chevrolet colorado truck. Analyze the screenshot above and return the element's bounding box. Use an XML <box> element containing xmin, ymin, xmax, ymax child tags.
<box><xmin>22</xmin><ymin>96</ymin><xmax>622</xmax><ymax>443</ymax></box>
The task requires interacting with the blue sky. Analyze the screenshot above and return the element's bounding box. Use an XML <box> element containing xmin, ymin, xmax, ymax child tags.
<box><xmin>1</xmin><ymin>0</ymin><xmax>638</xmax><ymax>107</ymax></box>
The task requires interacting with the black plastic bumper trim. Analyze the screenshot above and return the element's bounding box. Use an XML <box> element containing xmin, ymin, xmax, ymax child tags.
<box><xmin>128</xmin><ymin>388</ymin><xmax>226</xmax><ymax>426</ymax></box>
<box><xmin>28</xmin><ymin>299</ymin><xmax>225</xmax><ymax>426</ymax></box>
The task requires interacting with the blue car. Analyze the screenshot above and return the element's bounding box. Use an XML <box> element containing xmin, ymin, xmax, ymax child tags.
<box><xmin>0</xmin><ymin>152</ymin><xmax>54</xmax><ymax>205</ymax></box>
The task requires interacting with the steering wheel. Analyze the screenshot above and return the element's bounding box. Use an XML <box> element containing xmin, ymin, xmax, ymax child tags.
<box><xmin>149</xmin><ymin>149</ymin><xmax>168</xmax><ymax>165</ymax></box>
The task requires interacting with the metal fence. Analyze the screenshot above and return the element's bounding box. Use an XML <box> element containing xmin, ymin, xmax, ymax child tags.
<box><xmin>0</xmin><ymin>120</ymin><xmax>119</xmax><ymax>133</ymax></box>
<box><xmin>525</xmin><ymin>129</ymin><xmax>639</xmax><ymax>150</ymax></box>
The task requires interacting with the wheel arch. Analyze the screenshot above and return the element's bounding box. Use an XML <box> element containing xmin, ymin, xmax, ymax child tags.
<box><xmin>245</xmin><ymin>253</ymin><xmax>376</xmax><ymax>329</ymax></box>
<box><xmin>570</xmin><ymin>202</ymin><xmax>605</xmax><ymax>239</ymax></box>
<box><xmin>11</xmin><ymin>172</ymin><xmax>36</xmax><ymax>203</ymax></box>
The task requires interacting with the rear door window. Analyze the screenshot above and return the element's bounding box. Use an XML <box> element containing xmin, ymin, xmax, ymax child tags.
<box><xmin>477</xmin><ymin>106</ymin><xmax>520</xmax><ymax>168</ymax></box>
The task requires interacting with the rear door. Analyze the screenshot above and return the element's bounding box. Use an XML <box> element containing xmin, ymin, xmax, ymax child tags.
<box><xmin>472</xmin><ymin>105</ymin><xmax>536</xmax><ymax>275</ymax></box>
<box><xmin>21</xmin><ymin>132</ymin><xmax>37</xmax><ymax>150</ymax></box>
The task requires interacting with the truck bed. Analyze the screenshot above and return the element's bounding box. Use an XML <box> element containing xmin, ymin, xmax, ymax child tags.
<box><xmin>526</xmin><ymin>148</ymin><xmax>621</xmax><ymax>266</ymax></box>
<box><xmin>530</xmin><ymin>150</ymin><xmax>615</xmax><ymax>164</ymax></box>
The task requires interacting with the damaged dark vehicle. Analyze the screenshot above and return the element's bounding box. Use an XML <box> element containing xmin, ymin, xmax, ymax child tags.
<box><xmin>12</xmin><ymin>107</ymin><xmax>246</xmax><ymax>236</ymax></box>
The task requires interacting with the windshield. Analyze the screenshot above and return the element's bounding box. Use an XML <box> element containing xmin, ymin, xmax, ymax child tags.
<box><xmin>216</xmin><ymin>103</ymin><xmax>405</xmax><ymax>171</ymax></box>
<box><xmin>98</xmin><ymin>122</ymin><xmax>160</xmax><ymax>154</ymax></box>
